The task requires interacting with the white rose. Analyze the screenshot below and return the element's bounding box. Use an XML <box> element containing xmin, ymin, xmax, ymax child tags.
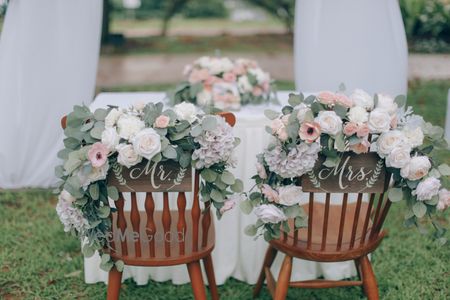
<box><xmin>131</xmin><ymin>128</ymin><xmax>161</xmax><ymax>161</ymax></box>
<box><xmin>314</xmin><ymin>111</ymin><xmax>342</xmax><ymax>136</ymax></box>
<box><xmin>278</xmin><ymin>185</ymin><xmax>303</xmax><ymax>206</ymax></box>
<box><xmin>174</xmin><ymin>102</ymin><xmax>198</xmax><ymax>123</ymax></box>
<box><xmin>413</xmin><ymin>177</ymin><xmax>441</xmax><ymax>201</ymax></box>
<box><xmin>386</xmin><ymin>146</ymin><xmax>411</xmax><ymax>168</ymax></box>
<box><xmin>116</xmin><ymin>143</ymin><xmax>142</xmax><ymax>168</ymax></box>
<box><xmin>376</xmin><ymin>94</ymin><xmax>398</xmax><ymax>115</ymax></box>
<box><xmin>105</xmin><ymin>108</ymin><xmax>122</xmax><ymax>128</ymax></box>
<box><xmin>101</xmin><ymin>127</ymin><xmax>120</xmax><ymax>152</ymax></box>
<box><xmin>88</xmin><ymin>161</ymin><xmax>109</xmax><ymax>183</ymax></box>
<box><xmin>296</xmin><ymin>103</ymin><xmax>311</xmax><ymax>123</ymax></box>
<box><xmin>350</xmin><ymin>89</ymin><xmax>374</xmax><ymax>110</ymax></box>
<box><xmin>197</xmin><ymin>89</ymin><xmax>213</xmax><ymax>106</ymax></box>
<box><xmin>116</xmin><ymin>114</ymin><xmax>145</xmax><ymax>140</ymax></box>
<box><xmin>348</xmin><ymin>106</ymin><xmax>369</xmax><ymax>124</ymax></box>
<box><xmin>368</xmin><ymin>108</ymin><xmax>391</xmax><ymax>133</ymax></box>
<box><xmin>437</xmin><ymin>189</ymin><xmax>450</xmax><ymax>211</ymax></box>
<box><xmin>400</xmin><ymin>156</ymin><xmax>431</xmax><ymax>181</ymax></box>
<box><xmin>403</xmin><ymin>127</ymin><xmax>424</xmax><ymax>148</ymax></box>
<box><xmin>248</xmin><ymin>67</ymin><xmax>269</xmax><ymax>85</ymax></box>
<box><xmin>256</xmin><ymin>162</ymin><xmax>267</xmax><ymax>179</ymax></box>
<box><xmin>376</xmin><ymin>130</ymin><xmax>407</xmax><ymax>157</ymax></box>
<box><xmin>59</xmin><ymin>190</ymin><xmax>76</xmax><ymax>203</ymax></box>
<box><xmin>237</xmin><ymin>75</ymin><xmax>253</xmax><ymax>93</ymax></box>
<box><xmin>254</xmin><ymin>204</ymin><xmax>287</xmax><ymax>224</ymax></box>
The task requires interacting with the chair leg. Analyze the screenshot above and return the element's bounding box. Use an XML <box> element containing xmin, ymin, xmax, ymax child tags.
<box><xmin>354</xmin><ymin>259</ymin><xmax>362</xmax><ymax>279</ymax></box>
<box><xmin>253</xmin><ymin>245</ymin><xmax>278</xmax><ymax>297</ymax></box>
<box><xmin>107</xmin><ymin>266</ymin><xmax>123</xmax><ymax>300</ymax></box>
<box><xmin>274</xmin><ymin>255</ymin><xmax>293</xmax><ymax>300</ymax></box>
<box><xmin>187</xmin><ymin>261</ymin><xmax>207</xmax><ymax>300</ymax></box>
<box><xmin>359</xmin><ymin>255</ymin><xmax>379</xmax><ymax>300</ymax></box>
<box><xmin>202</xmin><ymin>254</ymin><xmax>219</xmax><ymax>300</ymax></box>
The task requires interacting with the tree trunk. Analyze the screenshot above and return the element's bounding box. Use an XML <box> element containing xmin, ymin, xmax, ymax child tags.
<box><xmin>101</xmin><ymin>0</ymin><xmax>112</xmax><ymax>44</ymax></box>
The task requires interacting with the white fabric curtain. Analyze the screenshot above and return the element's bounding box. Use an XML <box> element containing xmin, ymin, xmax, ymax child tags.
<box><xmin>0</xmin><ymin>0</ymin><xmax>103</xmax><ymax>189</ymax></box>
<box><xmin>294</xmin><ymin>0</ymin><xmax>408</xmax><ymax>96</ymax></box>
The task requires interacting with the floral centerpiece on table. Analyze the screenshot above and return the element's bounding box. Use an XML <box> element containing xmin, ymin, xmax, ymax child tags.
<box><xmin>241</xmin><ymin>88</ymin><xmax>450</xmax><ymax>242</ymax></box>
<box><xmin>55</xmin><ymin>101</ymin><xmax>243</xmax><ymax>271</ymax></box>
<box><xmin>169</xmin><ymin>56</ymin><xmax>277</xmax><ymax>110</ymax></box>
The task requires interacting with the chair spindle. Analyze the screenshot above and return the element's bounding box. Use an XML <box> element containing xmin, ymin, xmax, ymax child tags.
<box><xmin>162</xmin><ymin>192</ymin><xmax>171</xmax><ymax>257</ymax></box>
<box><xmin>177</xmin><ymin>192</ymin><xmax>187</xmax><ymax>255</ymax></box>
<box><xmin>130</xmin><ymin>192</ymin><xmax>141</xmax><ymax>257</ymax></box>
<box><xmin>201</xmin><ymin>201</ymin><xmax>212</xmax><ymax>248</ymax></box>
<box><xmin>360</xmin><ymin>194</ymin><xmax>375</xmax><ymax>245</ymax></box>
<box><xmin>116</xmin><ymin>193</ymin><xmax>127</xmax><ymax>256</ymax></box>
<box><xmin>336</xmin><ymin>193</ymin><xmax>348</xmax><ymax>251</ymax></box>
<box><xmin>307</xmin><ymin>193</ymin><xmax>314</xmax><ymax>250</ymax></box>
<box><xmin>145</xmin><ymin>193</ymin><xmax>156</xmax><ymax>257</ymax></box>
<box><xmin>191</xmin><ymin>172</ymin><xmax>201</xmax><ymax>252</ymax></box>
<box><xmin>349</xmin><ymin>193</ymin><xmax>363</xmax><ymax>249</ymax></box>
<box><xmin>321</xmin><ymin>193</ymin><xmax>331</xmax><ymax>251</ymax></box>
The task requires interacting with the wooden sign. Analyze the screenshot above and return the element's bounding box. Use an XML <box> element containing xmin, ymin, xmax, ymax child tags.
<box><xmin>108</xmin><ymin>160</ymin><xmax>192</xmax><ymax>192</ymax></box>
<box><xmin>301</xmin><ymin>153</ymin><xmax>389</xmax><ymax>193</ymax></box>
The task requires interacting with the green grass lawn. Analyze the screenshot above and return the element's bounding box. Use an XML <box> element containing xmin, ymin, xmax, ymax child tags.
<box><xmin>1</xmin><ymin>80</ymin><xmax>450</xmax><ymax>299</ymax></box>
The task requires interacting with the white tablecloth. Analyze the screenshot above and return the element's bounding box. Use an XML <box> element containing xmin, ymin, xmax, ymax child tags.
<box><xmin>85</xmin><ymin>91</ymin><xmax>358</xmax><ymax>285</ymax></box>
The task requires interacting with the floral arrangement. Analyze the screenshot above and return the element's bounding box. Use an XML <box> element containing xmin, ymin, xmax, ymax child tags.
<box><xmin>241</xmin><ymin>88</ymin><xmax>450</xmax><ymax>242</ymax></box>
<box><xmin>169</xmin><ymin>56</ymin><xmax>277</xmax><ymax>110</ymax></box>
<box><xmin>55</xmin><ymin>101</ymin><xmax>243</xmax><ymax>271</ymax></box>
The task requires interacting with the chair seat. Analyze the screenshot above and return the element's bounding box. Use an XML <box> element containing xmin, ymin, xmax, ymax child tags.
<box><xmin>108</xmin><ymin>210</ymin><xmax>215</xmax><ymax>266</ymax></box>
<box><xmin>270</xmin><ymin>202</ymin><xmax>386</xmax><ymax>262</ymax></box>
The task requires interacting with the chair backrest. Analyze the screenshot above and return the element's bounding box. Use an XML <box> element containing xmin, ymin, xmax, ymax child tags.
<box><xmin>284</xmin><ymin>152</ymin><xmax>391</xmax><ymax>254</ymax></box>
<box><xmin>61</xmin><ymin>111</ymin><xmax>236</xmax><ymax>261</ymax></box>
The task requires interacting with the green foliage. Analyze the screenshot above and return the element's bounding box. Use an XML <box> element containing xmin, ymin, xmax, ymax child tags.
<box><xmin>245</xmin><ymin>0</ymin><xmax>295</xmax><ymax>34</ymax></box>
<box><xmin>182</xmin><ymin>0</ymin><xmax>228</xmax><ymax>19</ymax></box>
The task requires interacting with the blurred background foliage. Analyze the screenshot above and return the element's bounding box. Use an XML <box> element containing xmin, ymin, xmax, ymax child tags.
<box><xmin>1</xmin><ymin>0</ymin><xmax>450</xmax><ymax>52</ymax></box>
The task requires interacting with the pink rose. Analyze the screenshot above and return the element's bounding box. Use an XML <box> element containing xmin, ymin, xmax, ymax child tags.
<box><xmin>154</xmin><ymin>115</ymin><xmax>170</xmax><ymax>128</ymax></box>
<box><xmin>343</xmin><ymin>122</ymin><xmax>358</xmax><ymax>136</ymax></box>
<box><xmin>88</xmin><ymin>142</ymin><xmax>109</xmax><ymax>168</ymax></box>
<box><xmin>256</xmin><ymin>162</ymin><xmax>267</xmax><ymax>179</ymax></box>
<box><xmin>262</xmin><ymin>81</ymin><xmax>270</xmax><ymax>92</ymax></box>
<box><xmin>220</xmin><ymin>198</ymin><xmax>236</xmax><ymax>214</ymax></box>
<box><xmin>232</xmin><ymin>65</ymin><xmax>245</xmax><ymax>76</ymax></box>
<box><xmin>335</xmin><ymin>94</ymin><xmax>353</xmax><ymax>108</ymax></box>
<box><xmin>261</xmin><ymin>184</ymin><xmax>279</xmax><ymax>203</ymax></box>
<box><xmin>350</xmin><ymin>139</ymin><xmax>370</xmax><ymax>154</ymax></box>
<box><xmin>437</xmin><ymin>189</ymin><xmax>450</xmax><ymax>211</ymax></box>
<box><xmin>188</xmin><ymin>68</ymin><xmax>209</xmax><ymax>83</ymax></box>
<box><xmin>252</xmin><ymin>86</ymin><xmax>263</xmax><ymax>97</ymax></box>
<box><xmin>299</xmin><ymin>122</ymin><xmax>321</xmax><ymax>143</ymax></box>
<box><xmin>317</xmin><ymin>91</ymin><xmax>336</xmax><ymax>105</ymax></box>
<box><xmin>223</xmin><ymin>72</ymin><xmax>237</xmax><ymax>83</ymax></box>
<box><xmin>356</xmin><ymin>123</ymin><xmax>370</xmax><ymax>137</ymax></box>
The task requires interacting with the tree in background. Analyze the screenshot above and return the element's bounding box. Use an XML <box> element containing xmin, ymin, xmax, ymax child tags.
<box><xmin>101</xmin><ymin>0</ymin><xmax>113</xmax><ymax>44</ymax></box>
<box><xmin>245</xmin><ymin>0</ymin><xmax>295</xmax><ymax>34</ymax></box>
<box><xmin>160</xmin><ymin>0</ymin><xmax>190</xmax><ymax>36</ymax></box>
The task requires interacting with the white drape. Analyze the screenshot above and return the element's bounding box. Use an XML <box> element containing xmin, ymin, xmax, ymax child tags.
<box><xmin>0</xmin><ymin>0</ymin><xmax>102</xmax><ymax>189</ymax></box>
<box><xmin>294</xmin><ymin>0</ymin><xmax>408</xmax><ymax>96</ymax></box>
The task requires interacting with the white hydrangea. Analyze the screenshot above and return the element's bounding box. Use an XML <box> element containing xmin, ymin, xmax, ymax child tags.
<box><xmin>56</xmin><ymin>191</ymin><xmax>89</xmax><ymax>234</ymax></box>
<box><xmin>264</xmin><ymin>142</ymin><xmax>320</xmax><ymax>178</ymax></box>
<box><xmin>192</xmin><ymin>116</ymin><xmax>235</xmax><ymax>168</ymax></box>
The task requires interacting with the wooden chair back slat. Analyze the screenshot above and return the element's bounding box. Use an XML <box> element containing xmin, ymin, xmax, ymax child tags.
<box><xmin>371</xmin><ymin>197</ymin><xmax>392</xmax><ymax>240</ymax></box>
<box><xmin>130</xmin><ymin>192</ymin><xmax>141</xmax><ymax>257</ymax></box>
<box><xmin>360</xmin><ymin>193</ymin><xmax>375</xmax><ymax>245</ymax></box>
<box><xmin>201</xmin><ymin>202</ymin><xmax>212</xmax><ymax>248</ymax></box>
<box><xmin>320</xmin><ymin>193</ymin><xmax>331</xmax><ymax>251</ymax></box>
<box><xmin>336</xmin><ymin>193</ymin><xmax>349</xmax><ymax>251</ymax></box>
<box><xmin>349</xmin><ymin>194</ymin><xmax>363</xmax><ymax>249</ymax></box>
<box><xmin>144</xmin><ymin>193</ymin><xmax>156</xmax><ymax>257</ymax></box>
<box><xmin>371</xmin><ymin>193</ymin><xmax>385</xmax><ymax>239</ymax></box>
<box><xmin>191</xmin><ymin>172</ymin><xmax>201</xmax><ymax>252</ymax></box>
<box><xmin>177</xmin><ymin>192</ymin><xmax>187</xmax><ymax>255</ymax></box>
<box><xmin>162</xmin><ymin>192</ymin><xmax>171</xmax><ymax>257</ymax></box>
<box><xmin>116</xmin><ymin>193</ymin><xmax>128</xmax><ymax>256</ymax></box>
<box><xmin>307</xmin><ymin>193</ymin><xmax>314</xmax><ymax>250</ymax></box>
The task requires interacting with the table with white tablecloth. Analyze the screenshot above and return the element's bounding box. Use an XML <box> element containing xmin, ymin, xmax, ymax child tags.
<box><xmin>85</xmin><ymin>91</ymin><xmax>358</xmax><ymax>285</ymax></box>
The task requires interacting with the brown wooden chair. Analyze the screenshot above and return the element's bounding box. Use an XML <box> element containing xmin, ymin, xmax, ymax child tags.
<box><xmin>253</xmin><ymin>152</ymin><xmax>392</xmax><ymax>300</ymax></box>
<box><xmin>61</xmin><ymin>112</ymin><xmax>236</xmax><ymax>300</ymax></box>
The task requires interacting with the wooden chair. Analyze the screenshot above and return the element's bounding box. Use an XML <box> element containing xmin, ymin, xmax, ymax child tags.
<box><xmin>253</xmin><ymin>152</ymin><xmax>392</xmax><ymax>300</ymax></box>
<box><xmin>61</xmin><ymin>112</ymin><xmax>236</xmax><ymax>300</ymax></box>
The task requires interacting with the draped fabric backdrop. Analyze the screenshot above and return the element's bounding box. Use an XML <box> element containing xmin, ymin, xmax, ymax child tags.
<box><xmin>0</xmin><ymin>0</ymin><xmax>103</xmax><ymax>189</ymax></box>
<box><xmin>294</xmin><ymin>0</ymin><xmax>408</xmax><ymax>96</ymax></box>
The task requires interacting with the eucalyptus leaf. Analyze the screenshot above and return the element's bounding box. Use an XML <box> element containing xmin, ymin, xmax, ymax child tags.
<box><xmin>98</xmin><ymin>206</ymin><xmax>111</xmax><ymax>219</ymax></box>
<box><xmin>412</xmin><ymin>201</ymin><xmax>427</xmax><ymax>218</ymax></box>
<box><xmin>244</xmin><ymin>224</ymin><xmax>258</xmax><ymax>236</ymax></box>
<box><xmin>210</xmin><ymin>189</ymin><xmax>224</xmax><ymax>202</ymax></box>
<box><xmin>288</xmin><ymin>94</ymin><xmax>302</xmax><ymax>106</ymax></box>
<box><xmin>438</xmin><ymin>163</ymin><xmax>450</xmax><ymax>176</ymax></box>
<box><xmin>240</xmin><ymin>200</ymin><xmax>254</xmax><ymax>214</ymax></box>
<box><xmin>162</xmin><ymin>145</ymin><xmax>178</xmax><ymax>159</ymax></box>
<box><xmin>284</xmin><ymin>205</ymin><xmax>302</xmax><ymax>218</ymax></box>
<box><xmin>394</xmin><ymin>95</ymin><xmax>407</xmax><ymax>108</ymax></box>
<box><xmin>190</xmin><ymin>124</ymin><xmax>203</xmax><ymax>137</ymax></box>
<box><xmin>264</xmin><ymin>109</ymin><xmax>279</xmax><ymax>120</ymax></box>
<box><xmin>90</xmin><ymin>126</ymin><xmax>104</xmax><ymax>140</ymax></box>
<box><xmin>201</xmin><ymin>169</ymin><xmax>217</xmax><ymax>182</ymax></box>
<box><xmin>89</xmin><ymin>183</ymin><xmax>99</xmax><ymax>200</ymax></box>
<box><xmin>107</xmin><ymin>186</ymin><xmax>119</xmax><ymax>201</ymax></box>
<box><xmin>231</xmin><ymin>179</ymin><xmax>244</xmax><ymax>193</ymax></box>
<box><xmin>94</xmin><ymin>108</ymin><xmax>108</xmax><ymax>121</ymax></box>
<box><xmin>115</xmin><ymin>260</ymin><xmax>125</xmax><ymax>272</ymax></box>
<box><xmin>220</xmin><ymin>170</ymin><xmax>235</xmax><ymax>185</ymax></box>
<box><xmin>202</xmin><ymin>116</ymin><xmax>218</xmax><ymax>131</ymax></box>
<box><xmin>388</xmin><ymin>188</ymin><xmax>403</xmax><ymax>202</ymax></box>
<box><xmin>82</xmin><ymin>244</ymin><xmax>95</xmax><ymax>258</ymax></box>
